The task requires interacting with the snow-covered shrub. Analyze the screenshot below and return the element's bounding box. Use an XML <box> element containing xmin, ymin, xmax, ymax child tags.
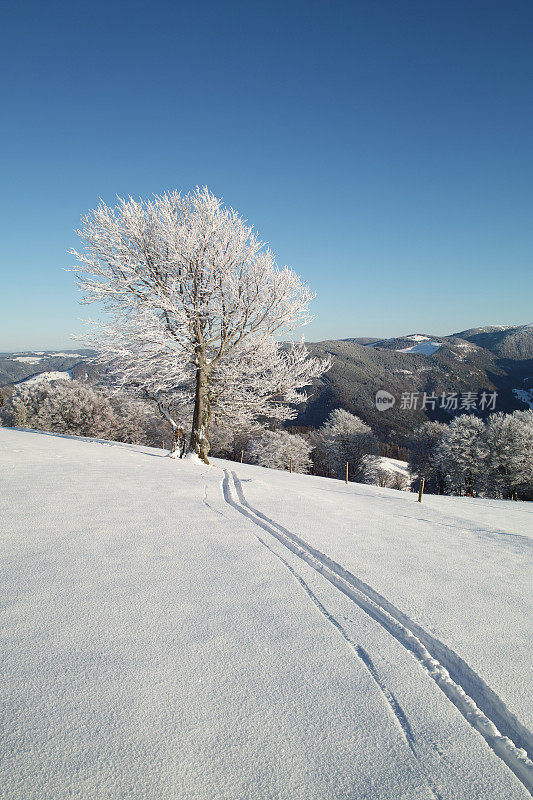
<box><xmin>1</xmin><ymin>383</ymin><xmax>50</xmax><ymax>428</ymax></box>
<box><xmin>36</xmin><ymin>382</ymin><xmax>117</xmax><ymax>438</ymax></box>
<box><xmin>1</xmin><ymin>380</ymin><xmax>116</xmax><ymax>439</ymax></box>
<box><xmin>315</xmin><ymin>408</ymin><xmax>379</xmax><ymax>483</ymax></box>
<box><xmin>209</xmin><ymin>418</ymin><xmax>262</xmax><ymax>461</ymax></box>
<box><xmin>110</xmin><ymin>396</ymin><xmax>164</xmax><ymax>446</ymax></box>
<box><xmin>408</xmin><ymin>421</ymin><xmax>448</xmax><ymax>494</ymax></box>
<box><xmin>112</xmin><ymin>400</ymin><xmax>148</xmax><ymax>444</ymax></box>
<box><xmin>484</xmin><ymin>410</ymin><xmax>533</xmax><ymax>500</ymax></box>
<box><xmin>245</xmin><ymin>430</ymin><xmax>313</xmax><ymax>473</ymax></box>
<box><xmin>435</xmin><ymin>415</ymin><xmax>487</xmax><ymax>495</ymax></box>
<box><xmin>375</xmin><ymin>468</ymin><xmax>391</xmax><ymax>487</ymax></box>
<box><xmin>389</xmin><ymin>471</ymin><xmax>409</xmax><ymax>491</ymax></box>
<box><xmin>374</xmin><ymin>468</ymin><xmax>409</xmax><ymax>491</ymax></box>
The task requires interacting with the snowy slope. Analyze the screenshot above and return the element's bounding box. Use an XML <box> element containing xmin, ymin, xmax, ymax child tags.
<box><xmin>1</xmin><ymin>428</ymin><xmax>532</xmax><ymax>800</ymax></box>
<box><xmin>232</xmin><ymin>464</ymin><xmax>533</xmax><ymax>727</ymax></box>
<box><xmin>397</xmin><ymin>341</ymin><xmax>442</xmax><ymax>355</ymax></box>
<box><xmin>377</xmin><ymin>456</ymin><xmax>410</xmax><ymax>478</ymax></box>
<box><xmin>17</xmin><ymin>370</ymin><xmax>72</xmax><ymax>386</ymax></box>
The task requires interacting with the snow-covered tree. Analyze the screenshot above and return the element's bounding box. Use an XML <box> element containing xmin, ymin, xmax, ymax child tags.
<box><xmin>72</xmin><ymin>187</ymin><xmax>330</xmax><ymax>462</ymax></box>
<box><xmin>435</xmin><ymin>414</ymin><xmax>487</xmax><ymax>495</ymax></box>
<box><xmin>0</xmin><ymin>386</ymin><xmax>30</xmax><ymax>428</ymax></box>
<box><xmin>245</xmin><ymin>429</ymin><xmax>313</xmax><ymax>473</ymax></box>
<box><xmin>484</xmin><ymin>410</ymin><xmax>533</xmax><ymax>499</ymax></box>
<box><xmin>36</xmin><ymin>382</ymin><xmax>116</xmax><ymax>438</ymax></box>
<box><xmin>209</xmin><ymin>334</ymin><xmax>328</xmax><ymax>431</ymax></box>
<box><xmin>109</xmin><ymin>395</ymin><xmax>164</xmax><ymax>446</ymax></box>
<box><xmin>408</xmin><ymin>421</ymin><xmax>448</xmax><ymax>494</ymax></box>
<box><xmin>315</xmin><ymin>408</ymin><xmax>379</xmax><ymax>483</ymax></box>
<box><xmin>1</xmin><ymin>380</ymin><xmax>116</xmax><ymax>439</ymax></box>
<box><xmin>1</xmin><ymin>382</ymin><xmax>60</xmax><ymax>429</ymax></box>
<box><xmin>209</xmin><ymin>416</ymin><xmax>262</xmax><ymax>461</ymax></box>
<box><xmin>85</xmin><ymin>308</ymin><xmax>192</xmax><ymax>456</ymax></box>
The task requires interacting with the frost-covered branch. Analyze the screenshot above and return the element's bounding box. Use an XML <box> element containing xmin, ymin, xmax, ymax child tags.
<box><xmin>71</xmin><ymin>187</ymin><xmax>329</xmax><ymax>461</ymax></box>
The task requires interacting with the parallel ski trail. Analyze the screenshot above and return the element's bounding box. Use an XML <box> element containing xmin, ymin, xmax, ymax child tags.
<box><xmin>221</xmin><ymin>471</ymin><xmax>442</xmax><ymax>799</ymax></box>
<box><xmin>222</xmin><ymin>469</ymin><xmax>533</xmax><ymax>795</ymax></box>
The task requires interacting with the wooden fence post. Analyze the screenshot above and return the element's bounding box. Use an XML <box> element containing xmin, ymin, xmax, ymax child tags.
<box><xmin>345</xmin><ymin>462</ymin><xmax>349</xmax><ymax>484</ymax></box>
<box><xmin>418</xmin><ymin>477</ymin><xmax>425</xmax><ymax>503</ymax></box>
<box><xmin>290</xmin><ymin>457</ymin><xmax>293</xmax><ymax>473</ymax></box>
<box><xmin>240</xmin><ymin>450</ymin><xmax>244</xmax><ymax>463</ymax></box>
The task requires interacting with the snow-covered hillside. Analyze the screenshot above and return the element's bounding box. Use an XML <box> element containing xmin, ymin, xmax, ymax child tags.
<box><xmin>17</xmin><ymin>370</ymin><xmax>72</xmax><ymax>386</ymax></box>
<box><xmin>1</xmin><ymin>428</ymin><xmax>532</xmax><ymax>799</ymax></box>
<box><xmin>377</xmin><ymin>456</ymin><xmax>410</xmax><ymax>479</ymax></box>
<box><xmin>397</xmin><ymin>340</ymin><xmax>442</xmax><ymax>355</ymax></box>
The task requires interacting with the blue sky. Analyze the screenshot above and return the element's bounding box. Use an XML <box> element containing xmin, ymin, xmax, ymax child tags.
<box><xmin>1</xmin><ymin>0</ymin><xmax>531</xmax><ymax>350</ymax></box>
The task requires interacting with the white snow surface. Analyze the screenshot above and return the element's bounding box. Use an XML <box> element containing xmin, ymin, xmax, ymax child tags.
<box><xmin>17</xmin><ymin>370</ymin><xmax>72</xmax><ymax>386</ymax></box>
<box><xmin>1</xmin><ymin>428</ymin><xmax>532</xmax><ymax>800</ymax></box>
<box><xmin>11</xmin><ymin>352</ymin><xmax>82</xmax><ymax>363</ymax></box>
<box><xmin>377</xmin><ymin>456</ymin><xmax>410</xmax><ymax>478</ymax></box>
<box><xmin>44</xmin><ymin>351</ymin><xmax>82</xmax><ymax>358</ymax></box>
<box><xmin>397</xmin><ymin>341</ymin><xmax>442</xmax><ymax>355</ymax></box>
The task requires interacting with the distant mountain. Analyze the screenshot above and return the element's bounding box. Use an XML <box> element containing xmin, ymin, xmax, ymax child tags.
<box><xmin>2</xmin><ymin>324</ymin><xmax>532</xmax><ymax>445</ymax></box>
<box><xmin>452</xmin><ymin>324</ymin><xmax>533</xmax><ymax>360</ymax></box>
<box><xmin>295</xmin><ymin>324</ymin><xmax>533</xmax><ymax>443</ymax></box>
<box><xmin>0</xmin><ymin>350</ymin><xmax>97</xmax><ymax>388</ymax></box>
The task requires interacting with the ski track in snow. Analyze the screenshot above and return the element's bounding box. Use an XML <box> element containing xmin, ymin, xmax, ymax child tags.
<box><xmin>219</xmin><ymin>472</ymin><xmax>443</xmax><ymax>800</ymax></box>
<box><xmin>203</xmin><ymin>484</ymin><xmax>225</xmax><ymax>516</ymax></box>
<box><xmin>221</xmin><ymin>469</ymin><xmax>533</xmax><ymax>796</ymax></box>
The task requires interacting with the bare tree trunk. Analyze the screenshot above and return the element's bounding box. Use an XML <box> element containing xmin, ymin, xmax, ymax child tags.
<box><xmin>190</xmin><ymin>360</ymin><xmax>211</xmax><ymax>463</ymax></box>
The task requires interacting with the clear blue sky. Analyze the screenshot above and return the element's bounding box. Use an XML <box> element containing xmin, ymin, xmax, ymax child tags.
<box><xmin>1</xmin><ymin>0</ymin><xmax>531</xmax><ymax>350</ymax></box>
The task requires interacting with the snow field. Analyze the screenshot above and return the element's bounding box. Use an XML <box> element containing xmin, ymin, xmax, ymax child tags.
<box><xmin>397</xmin><ymin>341</ymin><xmax>442</xmax><ymax>355</ymax></box>
<box><xmin>17</xmin><ymin>370</ymin><xmax>72</xmax><ymax>386</ymax></box>
<box><xmin>230</xmin><ymin>461</ymin><xmax>533</xmax><ymax>733</ymax></box>
<box><xmin>1</xmin><ymin>428</ymin><xmax>532</xmax><ymax>799</ymax></box>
